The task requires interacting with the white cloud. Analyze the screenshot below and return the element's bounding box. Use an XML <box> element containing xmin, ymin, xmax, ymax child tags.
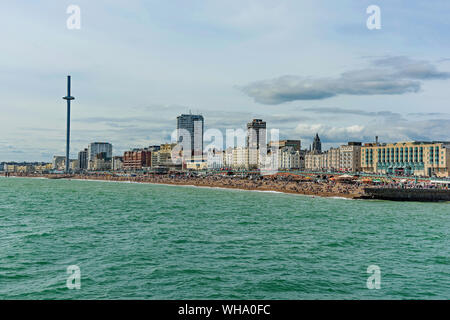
<box><xmin>240</xmin><ymin>57</ymin><xmax>450</xmax><ymax>104</ymax></box>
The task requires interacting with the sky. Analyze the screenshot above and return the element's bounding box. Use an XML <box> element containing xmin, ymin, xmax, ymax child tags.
<box><xmin>1</xmin><ymin>0</ymin><xmax>449</xmax><ymax>161</ymax></box>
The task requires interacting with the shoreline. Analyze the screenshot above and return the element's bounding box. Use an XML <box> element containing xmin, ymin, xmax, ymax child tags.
<box><xmin>77</xmin><ymin>178</ymin><xmax>351</xmax><ymax>199</ymax></box>
<box><xmin>3</xmin><ymin>173</ymin><xmax>364</xmax><ymax>199</ymax></box>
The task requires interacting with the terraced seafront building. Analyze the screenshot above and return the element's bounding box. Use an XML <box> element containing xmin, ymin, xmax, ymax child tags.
<box><xmin>361</xmin><ymin>141</ymin><xmax>450</xmax><ymax>177</ymax></box>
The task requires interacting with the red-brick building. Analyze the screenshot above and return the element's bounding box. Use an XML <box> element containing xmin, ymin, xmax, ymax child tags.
<box><xmin>123</xmin><ymin>149</ymin><xmax>152</xmax><ymax>170</ymax></box>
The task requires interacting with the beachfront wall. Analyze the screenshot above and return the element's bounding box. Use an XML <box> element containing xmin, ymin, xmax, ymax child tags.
<box><xmin>361</xmin><ymin>141</ymin><xmax>450</xmax><ymax>177</ymax></box>
<box><xmin>364</xmin><ymin>187</ymin><xmax>450</xmax><ymax>201</ymax></box>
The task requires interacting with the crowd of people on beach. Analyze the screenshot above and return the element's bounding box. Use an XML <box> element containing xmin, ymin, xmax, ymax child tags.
<box><xmin>4</xmin><ymin>171</ymin><xmax>366</xmax><ymax>198</ymax></box>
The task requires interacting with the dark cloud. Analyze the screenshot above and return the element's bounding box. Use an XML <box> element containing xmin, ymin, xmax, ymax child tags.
<box><xmin>240</xmin><ymin>57</ymin><xmax>450</xmax><ymax>104</ymax></box>
<box><xmin>407</xmin><ymin>112</ymin><xmax>450</xmax><ymax>117</ymax></box>
<box><xmin>373</xmin><ymin>56</ymin><xmax>450</xmax><ymax>80</ymax></box>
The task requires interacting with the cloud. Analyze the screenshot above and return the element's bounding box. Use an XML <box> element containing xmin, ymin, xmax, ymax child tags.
<box><xmin>294</xmin><ymin>123</ymin><xmax>368</xmax><ymax>143</ymax></box>
<box><xmin>293</xmin><ymin>118</ymin><xmax>450</xmax><ymax>146</ymax></box>
<box><xmin>240</xmin><ymin>57</ymin><xmax>450</xmax><ymax>104</ymax></box>
<box><xmin>407</xmin><ymin>112</ymin><xmax>450</xmax><ymax>117</ymax></box>
<box><xmin>300</xmin><ymin>107</ymin><xmax>404</xmax><ymax>121</ymax></box>
<box><xmin>373</xmin><ymin>56</ymin><xmax>450</xmax><ymax>80</ymax></box>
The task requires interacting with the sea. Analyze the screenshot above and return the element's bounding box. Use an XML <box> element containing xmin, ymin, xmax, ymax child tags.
<box><xmin>0</xmin><ymin>177</ymin><xmax>448</xmax><ymax>299</ymax></box>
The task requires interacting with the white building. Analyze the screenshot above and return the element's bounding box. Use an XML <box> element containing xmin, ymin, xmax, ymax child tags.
<box><xmin>328</xmin><ymin>147</ymin><xmax>340</xmax><ymax>171</ymax></box>
<box><xmin>223</xmin><ymin>148</ymin><xmax>234</xmax><ymax>169</ymax></box>
<box><xmin>339</xmin><ymin>142</ymin><xmax>362</xmax><ymax>172</ymax></box>
<box><xmin>278</xmin><ymin>147</ymin><xmax>303</xmax><ymax>170</ymax></box>
<box><xmin>232</xmin><ymin>147</ymin><xmax>249</xmax><ymax>169</ymax></box>
<box><xmin>207</xmin><ymin>149</ymin><xmax>223</xmax><ymax>169</ymax></box>
<box><xmin>112</xmin><ymin>156</ymin><xmax>123</xmax><ymax>171</ymax></box>
<box><xmin>305</xmin><ymin>151</ymin><xmax>328</xmax><ymax>171</ymax></box>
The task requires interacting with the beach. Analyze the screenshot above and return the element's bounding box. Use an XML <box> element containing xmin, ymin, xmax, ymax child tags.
<box><xmin>4</xmin><ymin>172</ymin><xmax>367</xmax><ymax>199</ymax></box>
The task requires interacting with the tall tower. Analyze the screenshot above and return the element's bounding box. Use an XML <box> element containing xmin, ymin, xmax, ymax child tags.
<box><xmin>176</xmin><ymin>114</ymin><xmax>204</xmax><ymax>157</ymax></box>
<box><xmin>312</xmin><ymin>133</ymin><xmax>321</xmax><ymax>153</ymax></box>
<box><xmin>63</xmin><ymin>75</ymin><xmax>75</xmax><ymax>173</ymax></box>
<box><xmin>246</xmin><ymin>119</ymin><xmax>266</xmax><ymax>150</ymax></box>
<box><xmin>246</xmin><ymin>119</ymin><xmax>266</xmax><ymax>167</ymax></box>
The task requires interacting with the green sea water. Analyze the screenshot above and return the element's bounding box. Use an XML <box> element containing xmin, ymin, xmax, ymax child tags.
<box><xmin>0</xmin><ymin>177</ymin><xmax>448</xmax><ymax>299</ymax></box>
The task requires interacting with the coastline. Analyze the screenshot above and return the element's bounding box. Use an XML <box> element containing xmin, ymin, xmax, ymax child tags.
<box><xmin>3</xmin><ymin>173</ymin><xmax>364</xmax><ymax>199</ymax></box>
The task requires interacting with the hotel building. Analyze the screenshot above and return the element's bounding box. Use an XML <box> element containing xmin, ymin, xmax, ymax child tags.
<box><xmin>232</xmin><ymin>147</ymin><xmax>250</xmax><ymax>169</ymax></box>
<box><xmin>361</xmin><ymin>141</ymin><xmax>450</xmax><ymax>177</ymax></box>
<box><xmin>277</xmin><ymin>147</ymin><xmax>304</xmax><ymax>170</ymax></box>
<box><xmin>339</xmin><ymin>142</ymin><xmax>362</xmax><ymax>172</ymax></box>
<box><xmin>123</xmin><ymin>149</ymin><xmax>152</xmax><ymax>170</ymax></box>
<box><xmin>305</xmin><ymin>151</ymin><xmax>328</xmax><ymax>171</ymax></box>
<box><xmin>152</xmin><ymin>143</ymin><xmax>177</xmax><ymax>167</ymax></box>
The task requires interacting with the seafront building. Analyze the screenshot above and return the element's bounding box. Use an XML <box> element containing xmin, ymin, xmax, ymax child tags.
<box><xmin>34</xmin><ymin>163</ymin><xmax>53</xmax><ymax>173</ymax></box>
<box><xmin>276</xmin><ymin>147</ymin><xmax>304</xmax><ymax>170</ymax></box>
<box><xmin>90</xmin><ymin>152</ymin><xmax>112</xmax><ymax>171</ymax></box>
<box><xmin>70</xmin><ymin>159</ymin><xmax>79</xmax><ymax>171</ymax></box>
<box><xmin>327</xmin><ymin>147</ymin><xmax>340</xmax><ymax>171</ymax></box>
<box><xmin>152</xmin><ymin>143</ymin><xmax>178</xmax><ymax>168</ymax></box>
<box><xmin>269</xmin><ymin>140</ymin><xmax>301</xmax><ymax>151</ymax></box>
<box><xmin>305</xmin><ymin>151</ymin><xmax>328</xmax><ymax>171</ymax></box>
<box><xmin>4</xmin><ymin>164</ymin><xmax>17</xmax><ymax>173</ymax></box>
<box><xmin>339</xmin><ymin>142</ymin><xmax>362</xmax><ymax>172</ymax></box>
<box><xmin>361</xmin><ymin>141</ymin><xmax>450</xmax><ymax>177</ymax></box>
<box><xmin>176</xmin><ymin>113</ymin><xmax>204</xmax><ymax>158</ymax></box>
<box><xmin>207</xmin><ymin>148</ymin><xmax>223</xmax><ymax>169</ymax></box>
<box><xmin>123</xmin><ymin>148</ymin><xmax>152</xmax><ymax>170</ymax></box>
<box><xmin>267</xmin><ymin>140</ymin><xmax>304</xmax><ymax>170</ymax></box>
<box><xmin>223</xmin><ymin>147</ymin><xmax>234</xmax><ymax>169</ymax></box>
<box><xmin>1</xmin><ymin>162</ymin><xmax>52</xmax><ymax>173</ymax></box>
<box><xmin>87</xmin><ymin>142</ymin><xmax>112</xmax><ymax>170</ymax></box>
<box><xmin>305</xmin><ymin>141</ymin><xmax>362</xmax><ymax>172</ymax></box>
<box><xmin>247</xmin><ymin>119</ymin><xmax>267</xmax><ymax>168</ymax></box>
<box><xmin>112</xmin><ymin>156</ymin><xmax>123</xmax><ymax>171</ymax></box>
<box><xmin>185</xmin><ymin>155</ymin><xmax>208</xmax><ymax>170</ymax></box>
<box><xmin>232</xmin><ymin>147</ymin><xmax>250</xmax><ymax>169</ymax></box>
<box><xmin>52</xmin><ymin>156</ymin><xmax>66</xmax><ymax>171</ymax></box>
<box><xmin>78</xmin><ymin>148</ymin><xmax>88</xmax><ymax>170</ymax></box>
<box><xmin>305</xmin><ymin>134</ymin><xmax>327</xmax><ymax>171</ymax></box>
<box><xmin>13</xmin><ymin>164</ymin><xmax>33</xmax><ymax>173</ymax></box>
<box><xmin>7</xmin><ymin>113</ymin><xmax>449</xmax><ymax>178</ymax></box>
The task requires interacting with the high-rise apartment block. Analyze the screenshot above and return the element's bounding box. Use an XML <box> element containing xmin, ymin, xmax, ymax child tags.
<box><xmin>78</xmin><ymin>148</ymin><xmax>88</xmax><ymax>170</ymax></box>
<box><xmin>176</xmin><ymin>114</ymin><xmax>204</xmax><ymax>157</ymax></box>
<box><xmin>247</xmin><ymin>119</ymin><xmax>266</xmax><ymax>168</ymax></box>
<box><xmin>88</xmin><ymin>142</ymin><xmax>112</xmax><ymax>170</ymax></box>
